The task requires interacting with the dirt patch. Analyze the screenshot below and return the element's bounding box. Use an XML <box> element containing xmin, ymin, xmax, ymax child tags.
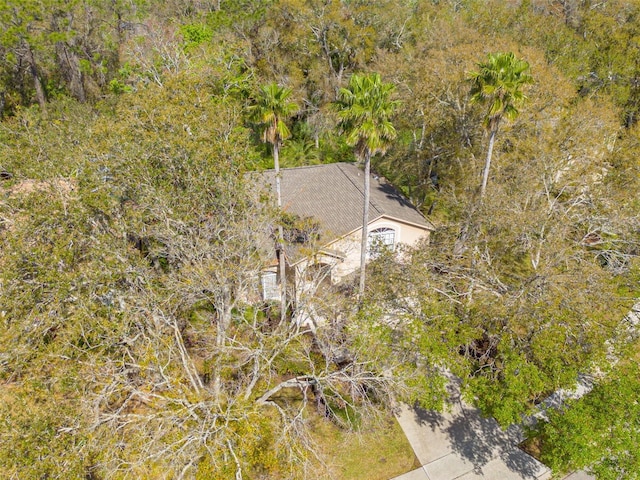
<box><xmin>1</xmin><ymin>178</ymin><xmax>77</xmax><ymax>236</ymax></box>
<box><xmin>520</xmin><ymin>435</ymin><xmax>543</xmax><ymax>461</ymax></box>
<box><xmin>2</xmin><ymin>178</ymin><xmax>76</xmax><ymax>198</ymax></box>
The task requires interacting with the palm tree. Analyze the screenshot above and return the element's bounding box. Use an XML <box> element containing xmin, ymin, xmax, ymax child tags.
<box><xmin>334</xmin><ymin>73</ymin><xmax>399</xmax><ymax>297</ymax></box>
<box><xmin>250</xmin><ymin>83</ymin><xmax>298</xmax><ymax>321</ymax></box>
<box><xmin>469</xmin><ymin>52</ymin><xmax>533</xmax><ymax>199</ymax></box>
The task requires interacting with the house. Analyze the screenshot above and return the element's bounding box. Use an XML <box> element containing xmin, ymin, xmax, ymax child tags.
<box><xmin>257</xmin><ymin>162</ymin><xmax>435</xmax><ymax>300</ymax></box>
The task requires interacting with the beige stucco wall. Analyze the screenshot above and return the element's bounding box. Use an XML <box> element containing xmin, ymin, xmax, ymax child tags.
<box><xmin>328</xmin><ymin>217</ymin><xmax>431</xmax><ymax>282</ymax></box>
<box><xmin>257</xmin><ymin>217</ymin><xmax>431</xmax><ymax>302</ymax></box>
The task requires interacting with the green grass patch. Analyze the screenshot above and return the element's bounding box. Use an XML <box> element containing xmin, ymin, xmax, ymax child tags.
<box><xmin>308</xmin><ymin>412</ymin><xmax>419</xmax><ymax>480</ymax></box>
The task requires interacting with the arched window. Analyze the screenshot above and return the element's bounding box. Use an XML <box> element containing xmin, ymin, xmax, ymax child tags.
<box><xmin>367</xmin><ymin>227</ymin><xmax>395</xmax><ymax>256</ymax></box>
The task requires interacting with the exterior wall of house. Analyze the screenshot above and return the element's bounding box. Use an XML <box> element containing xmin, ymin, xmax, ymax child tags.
<box><xmin>259</xmin><ymin>218</ymin><xmax>431</xmax><ymax>301</ymax></box>
<box><xmin>261</xmin><ymin>254</ymin><xmax>340</xmax><ymax>303</ymax></box>
<box><xmin>328</xmin><ymin>217</ymin><xmax>431</xmax><ymax>282</ymax></box>
<box><xmin>292</xmin><ymin>253</ymin><xmax>339</xmax><ymax>300</ymax></box>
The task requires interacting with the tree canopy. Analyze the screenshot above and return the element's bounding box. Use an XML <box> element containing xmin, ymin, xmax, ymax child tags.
<box><xmin>249</xmin><ymin>82</ymin><xmax>298</xmax><ymax>149</ymax></box>
<box><xmin>335</xmin><ymin>72</ymin><xmax>399</xmax><ymax>161</ymax></box>
<box><xmin>0</xmin><ymin>1</ymin><xmax>639</xmax><ymax>478</ymax></box>
<box><xmin>469</xmin><ymin>52</ymin><xmax>533</xmax><ymax>132</ymax></box>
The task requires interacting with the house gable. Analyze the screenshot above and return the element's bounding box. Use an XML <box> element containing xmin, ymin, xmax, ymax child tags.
<box><xmin>324</xmin><ymin>215</ymin><xmax>431</xmax><ymax>281</ymax></box>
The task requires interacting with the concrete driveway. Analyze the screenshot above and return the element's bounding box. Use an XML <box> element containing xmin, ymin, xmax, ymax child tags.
<box><xmin>390</xmin><ymin>373</ymin><xmax>598</xmax><ymax>480</ymax></box>
<box><xmin>392</xmin><ymin>403</ymin><xmax>550</xmax><ymax>480</ymax></box>
<box><xmin>392</xmin><ymin>377</ymin><xmax>551</xmax><ymax>480</ymax></box>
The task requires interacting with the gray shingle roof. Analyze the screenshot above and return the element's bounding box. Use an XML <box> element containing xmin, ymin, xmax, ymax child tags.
<box><xmin>259</xmin><ymin>162</ymin><xmax>433</xmax><ymax>240</ymax></box>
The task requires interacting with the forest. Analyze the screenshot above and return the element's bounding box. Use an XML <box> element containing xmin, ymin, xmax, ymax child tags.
<box><xmin>0</xmin><ymin>0</ymin><xmax>639</xmax><ymax>478</ymax></box>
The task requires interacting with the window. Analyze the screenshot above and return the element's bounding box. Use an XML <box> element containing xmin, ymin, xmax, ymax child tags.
<box><xmin>261</xmin><ymin>272</ymin><xmax>279</xmax><ymax>300</ymax></box>
<box><xmin>367</xmin><ymin>227</ymin><xmax>395</xmax><ymax>257</ymax></box>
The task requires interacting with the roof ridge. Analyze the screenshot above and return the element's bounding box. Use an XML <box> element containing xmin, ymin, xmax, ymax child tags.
<box><xmin>336</xmin><ymin>163</ymin><xmax>383</xmax><ymax>216</ymax></box>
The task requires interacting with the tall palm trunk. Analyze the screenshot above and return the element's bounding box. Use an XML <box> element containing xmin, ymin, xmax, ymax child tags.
<box><xmin>274</xmin><ymin>140</ymin><xmax>287</xmax><ymax>322</ymax></box>
<box><xmin>358</xmin><ymin>149</ymin><xmax>371</xmax><ymax>297</ymax></box>
<box><xmin>480</xmin><ymin>128</ymin><xmax>497</xmax><ymax>199</ymax></box>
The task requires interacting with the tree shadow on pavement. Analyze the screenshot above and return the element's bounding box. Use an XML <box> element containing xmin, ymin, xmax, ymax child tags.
<box><xmin>445</xmin><ymin>409</ymin><xmax>505</xmax><ymax>468</ymax></box>
<box><xmin>412</xmin><ymin>372</ymin><xmax>463</xmax><ymax>431</ymax></box>
<box><xmin>412</xmin><ymin>405</ymin><xmax>446</xmax><ymax>431</ymax></box>
<box><xmin>446</xmin><ymin>408</ymin><xmax>546</xmax><ymax>478</ymax></box>
<box><xmin>502</xmin><ymin>446</ymin><xmax>548</xmax><ymax>479</ymax></box>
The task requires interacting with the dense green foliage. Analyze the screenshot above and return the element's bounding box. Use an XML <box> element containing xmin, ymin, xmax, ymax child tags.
<box><xmin>535</xmin><ymin>359</ymin><xmax>640</xmax><ymax>479</ymax></box>
<box><xmin>1</xmin><ymin>0</ymin><xmax>639</xmax><ymax>478</ymax></box>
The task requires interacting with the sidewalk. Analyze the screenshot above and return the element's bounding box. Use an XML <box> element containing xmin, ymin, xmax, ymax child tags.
<box><xmin>392</xmin><ymin>401</ymin><xmax>550</xmax><ymax>480</ymax></box>
<box><xmin>391</xmin><ymin>376</ymin><xmax>551</xmax><ymax>480</ymax></box>
<box><xmin>390</xmin><ymin>374</ymin><xmax>596</xmax><ymax>480</ymax></box>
